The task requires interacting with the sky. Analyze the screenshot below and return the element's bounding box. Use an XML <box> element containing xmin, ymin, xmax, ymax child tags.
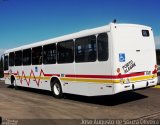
<box><xmin>0</xmin><ymin>0</ymin><xmax>160</xmax><ymax>55</ymax></box>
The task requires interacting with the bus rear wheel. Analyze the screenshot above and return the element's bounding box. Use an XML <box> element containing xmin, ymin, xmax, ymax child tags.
<box><xmin>51</xmin><ymin>79</ymin><xmax>63</xmax><ymax>98</ymax></box>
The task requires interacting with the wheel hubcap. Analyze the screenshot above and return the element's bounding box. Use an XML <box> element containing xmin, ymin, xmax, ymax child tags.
<box><xmin>53</xmin><ymin>83</ymin><xmax>60</xmax><ymax>95</ymax></box>
<box><xmin>13</xmin><ymin>80</ymin><xmax>16</xmax><ymax>86</ymax></box>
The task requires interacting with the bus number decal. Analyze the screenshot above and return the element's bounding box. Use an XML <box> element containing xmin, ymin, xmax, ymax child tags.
<box><xmin>122</xmin><ymin>60</ymin><xmax>136</xmax><ymax>73</ymax></box>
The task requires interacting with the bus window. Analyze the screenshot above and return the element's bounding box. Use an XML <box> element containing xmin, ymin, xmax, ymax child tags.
<box><xmin>9</xmin><ymin>52</ymin><xmax>15</xmax><ymax>66</ymax></box>
<box><xmin>97</xmin><ymin>33</ymin><xmax>108</xmax><ymax>61</ymax></box>
<box><xmin>156</xmin><ymin>49</ymin><xmax>160</xmax><ymax>65</ymax></box>
<box><xmin>23</xmin><ymin>49</ymin><xmax>31</xmax><ymax>66</ymax></box>
<box><xmin>32</xmin><ymin>46</ymin><xmax>42</xmax><ymax>65</ymax></box>
<box><xmin>15</xmin><ymin>51</ymin><xmax>22</xmax><ymax>66</ymax></box>
<box><xmin>75</xmin><ymin>35</ymin><xmax>96</xmax><ymax>63</ymax></box>
<box><xmin>142</xmin><ymin>30</ymin><xmax>149</xmax><ymax>37</ymax></box>
<box><xmin>4</xmin><ymin>55</ymin><xmax>8</xmax><ymax>70</ymax></box>
<box><xmin>43</xmin><ymin>43</ymin><xmax>56</xmax><ymax>64</ymax></box>
<box><xmin>57</xmin><ymin>40</ymin><xmax>74</xmax><ymax>64</ymax></box>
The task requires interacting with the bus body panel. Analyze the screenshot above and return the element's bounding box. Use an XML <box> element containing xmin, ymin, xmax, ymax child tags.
<box><xmin>3</xmin><ymin>23</ymin><xmax>158</xmax><ymax>96</ymax></box>
<box><xmin>111</xmin><ymin>24</ymin><xmax>157</xmax><ymax>94</ymax></box>
<box><xmin>43</xmin><ymin>63</ymin><xmax>75</xmax><ymax>91</ymax></box>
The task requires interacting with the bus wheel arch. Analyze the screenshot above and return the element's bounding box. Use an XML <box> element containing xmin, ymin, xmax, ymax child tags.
<box><xmin>50</xmin><ymin>77</ymin><xmax>63</xmax><ymax>98</ymax></box>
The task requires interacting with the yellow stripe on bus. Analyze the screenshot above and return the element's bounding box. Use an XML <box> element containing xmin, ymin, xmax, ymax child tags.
<box><xmin>15</xmin><ymin>76</ymin><xmax>50</xmax><ymax>80</ymax></box>
<box><xmin>153</xmin><ymin>85</ymin><xmax>160</xmax><ymax>88</ymax></box>
<box><xmin>60</xmin><ymin>77</ymin><xmax>120</xmax><ymax>84</ymax></box>
<box><xmin>130</xmin><ymin>75</ymin><xmax>156</xmax><ymax>82</ymax></box>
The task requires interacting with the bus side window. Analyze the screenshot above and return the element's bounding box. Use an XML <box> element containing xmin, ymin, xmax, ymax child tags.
<box><xmin>32</xmin><ymin>46</ymin><xmax>42</xmax><ymax>65</ymax></box>
<box><xmin>75</xmin><ymin>35</ymin><xmax>96</xmax><ymax>63</ymax></box>
<box><xmin>9</xmin><ymin>52</ymin><xmax>15</xmax><ymax>66</ymax></box>
<box><xmin>15</xmin><ymin>51</ymin><xmax>22</xmax><ymax>66</ymax></box>
<box><xmin>4</xmin><ymin>55</ymin><xmax>9</xmax><ymax>71</ymax></box>
<box><xmin>57</xmin><ymin>40</ymin><xmax>74</xmax><ymax>64</ymax></box>
<box><xmin>97</xmin><ymin>33</ymin><xmax>108</xmax><ymax>61</ymax></box>
<box><xmin>43</xmin><ymin>43</ymin><xmax>56</xmax><ymax>64</ymax></box>
<box><xmin>23</xmin><ymin>49</ymin><xmax>31</xmax><ymax>66</ymax></box>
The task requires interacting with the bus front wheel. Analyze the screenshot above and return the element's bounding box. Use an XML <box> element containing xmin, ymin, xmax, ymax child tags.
<box><xmin>51</xmin><ymin>79</ymin><xmax>63</xmax><ymax>98</ymax></box>
<box><xmin>11</xmin><ymin>76</ymin><xmax>18</xmax><ymax>90</ymax></box>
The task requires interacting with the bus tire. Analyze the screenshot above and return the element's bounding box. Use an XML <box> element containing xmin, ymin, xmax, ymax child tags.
<box><xmin>51</xmin><ymin>79</ymin><xmax>63</xmax><ymax>98</ymax></box>
<box><xmin>11</xmin><ymin>76</ymin><xmax>18</xmax><ymax>90</ymax></box>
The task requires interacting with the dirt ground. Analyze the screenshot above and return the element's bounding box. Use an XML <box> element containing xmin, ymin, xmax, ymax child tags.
<box><xmin>0</xmin><ymin>80</ymin><xmax>160</xmax><ymax>125</ymax></box>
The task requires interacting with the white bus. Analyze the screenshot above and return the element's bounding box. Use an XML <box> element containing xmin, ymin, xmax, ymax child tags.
<box><xmin>3</xmin><ymin>23</ymin><xmax>158</xmax><ymax>98</ymax></box>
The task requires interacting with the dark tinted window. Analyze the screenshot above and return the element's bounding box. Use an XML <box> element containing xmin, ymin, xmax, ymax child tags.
<box><xmin>23</xmin><ymin>49</ymin><xmax>31</xmax><ymax>65</ymax></box>
<box><xmin>156</xmin><ymin>49</ymin><xmax>160</xmax><ymax>65</ymax></box>
<box><xmin>57</xmin><ymin>40</ymin><xmax>74</xmax><ymax>64</ymax></box>
<box><xmin>142</xmin><ymin>30</ymin><xmax>149</xmax><ymax>37</ymax></box>
<box><xmin>97</xmin><ymin>33</ymin><xmax>108</xmax><ymax>61</ymax></box>
<box><xmin>32</xmin><ymin>46</ymin><xmax>42</xmax><ymax>65</ymax></box>
<box><xmin>43</xmin><ymin>44</ymin><xmax>56</xmax><ymax>64</ymax></box>
<box><xmin>15</xmin><ymin>51</ymin><xmax>22</xmax><ymax>66</ymax></box>
<box><xmin>9</xmin><ymin>52</ymin><xmax>15</xmax><ymax>66</ymax></box>
<box><xmin>4</xmin><ymin>56</ymin><xmax>8</xmax><ymax>70</ymax></box>
<box><xmin>75</xmin><ymin>35</ymin><xmax>96</xmax><ymax>63</ymax></box>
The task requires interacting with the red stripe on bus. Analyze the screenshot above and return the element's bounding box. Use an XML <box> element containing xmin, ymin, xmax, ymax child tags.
<box><xmin>116</xmin><ymin>72</ymin><xmax>145</xmax><ymax>79</ymax></box>
<box><xmin>44</xmin><ymin>74</ymin><xmax>60</xmax><ymax>77</ymax></box>
<box><xmin>65</xmin><ymin>72</ymin><xmax>145</xmax><ymax>79</ymax></box>
<box><xmin>6</xmin><ymin>71</ymin><xmax>145</xmax><ymax>79</ymax></box>
<box><xmin>13</xmin><ymin>73</ymin><xmax>18</xmax><ymax>75</ymax></box>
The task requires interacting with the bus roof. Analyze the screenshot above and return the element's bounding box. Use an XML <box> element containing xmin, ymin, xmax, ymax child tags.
<box><xmin>5</xmin><ymin>23</ymin><xmax>151</xmax><ymax>53</ymax></box>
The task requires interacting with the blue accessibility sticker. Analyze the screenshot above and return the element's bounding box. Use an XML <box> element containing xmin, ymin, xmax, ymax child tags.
<box><xmin>119</xmin><ymin>53</ymin><xmax>125</xmax><ymax>62</ymax></box>
<box><xmin>35</xmin><ymin>67</ymin><xmax>38</xmax><ymax>72</ymax></box>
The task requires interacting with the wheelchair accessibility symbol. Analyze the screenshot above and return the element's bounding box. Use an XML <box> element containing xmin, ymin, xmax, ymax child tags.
<box><xmin>119</xmin><ymin>53</ymin><xmax>125</xmax><ymax>62</ymax></box>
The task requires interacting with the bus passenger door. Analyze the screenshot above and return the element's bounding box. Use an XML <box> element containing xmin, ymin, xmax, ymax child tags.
<box><xmin>3</xmin><ymin>54</ymin><xmax>10</xmax><ymax>85</ymax></box>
